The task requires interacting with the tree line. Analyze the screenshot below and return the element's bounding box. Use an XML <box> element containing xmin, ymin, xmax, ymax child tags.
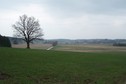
<box><xmin>0</xmin><ymin>35</ymin><xmax>11</xmax><ymax>47</ymax></box>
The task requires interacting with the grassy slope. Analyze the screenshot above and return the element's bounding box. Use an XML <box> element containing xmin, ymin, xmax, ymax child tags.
<box><xmin>0</xmin><ymin>48</ymin><xmax>126</xmax><ymax>84</ymax></box>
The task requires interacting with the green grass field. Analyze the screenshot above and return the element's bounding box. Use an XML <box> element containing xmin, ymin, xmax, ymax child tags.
<box><xmin>0</xmin><ymin>47</ymin><xmax>126</xmax><ymax>84</ymax></box>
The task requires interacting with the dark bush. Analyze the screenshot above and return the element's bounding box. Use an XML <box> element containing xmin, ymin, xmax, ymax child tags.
<box><xmin>52</xmin><ymin>41</ymin><xmax>58</xmax><ymax>46</ymax></box>
<box><xmin>0</xmin><ymin>35</ymin><xmax>11</xmax><ymax>47</ymax></box>
<box><xmin>113</xmin><ymin>43</ymin><xmax>126</xmax><ymax>47</ymax></box>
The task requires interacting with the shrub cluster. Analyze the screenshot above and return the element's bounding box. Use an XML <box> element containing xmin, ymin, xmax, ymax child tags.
<box><xmin>52</xmin><ymin>41</ymin><xmax>58</xmax><ymax>46</ymax></box>
<box><xmin>0</xmin><ymin>35</ymin><xmax>11</xmax><ymax>47</ymax></box>
<box><xmin>113</xmin><ymin>43</ymin><xmax>126</xmax><ymax>46</ymax></box>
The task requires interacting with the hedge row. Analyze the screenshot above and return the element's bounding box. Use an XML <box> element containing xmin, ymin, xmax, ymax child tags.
<box><xmin>0</xmin><ymin>35</ymin><xmax>11</xmax><ymax>47</ymax></box>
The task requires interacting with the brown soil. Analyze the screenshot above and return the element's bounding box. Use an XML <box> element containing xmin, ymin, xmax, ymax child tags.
<box><xmin>0</xmin><ymin>72</ymin><xmax>11</xmax><ymax>80</ymax></box>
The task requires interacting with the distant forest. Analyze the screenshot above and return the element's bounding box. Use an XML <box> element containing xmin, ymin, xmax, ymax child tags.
<box><xmin>8</xmin><ymin>37</ymin><xmax>126</xmax><ymax>46</ymax></box>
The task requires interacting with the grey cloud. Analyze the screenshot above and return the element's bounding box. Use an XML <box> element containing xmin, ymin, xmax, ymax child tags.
<box><xmin>41</xmin><ymin>0</ymin><xmax>126</xmax><ymax>17</ymax></box>
<box><xmin>1</xmin><ymin>0</ymin><xmax>126</xmax><ymax>16</ymax></box>
<box><xmin>1</xmin><ymin>0</ymin><xmax>126</xmax><ymax>39</ymax></box>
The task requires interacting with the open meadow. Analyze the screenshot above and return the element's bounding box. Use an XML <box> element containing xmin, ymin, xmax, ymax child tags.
<box><xmin>53</xmin><ymin>44</ymin><xmax>126</xmax><ymax>52</ymax></box>
<box><xmin>12</xmin><ymin>43</ymin><xmax>126</xmax><ymax>52</ymax></box>
<box><xmin>0</xmin><ymin>47</ymin><xmax>126</xmax><ymax>84</ymax></box>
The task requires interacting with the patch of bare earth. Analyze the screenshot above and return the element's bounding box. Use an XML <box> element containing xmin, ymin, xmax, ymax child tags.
<box><xmin>27</xmin><ymin>75</ymin><xmax>65</xmax><ymax>84</ymax></box>
<box><xmin>0</xmin><ymin>72</ymin><xmax>11</xmax><ymax>80</ymax></box>
<box><xmin>12</xmin><ymin>44</ymin><xmax>52</xmax><ymax>50</ymax></box>
<box><xmin>113</xmin><ymin>73</ymin><xmax>126</xmax><ymax>84</ymax></box>
<box><xmin>27</xmin><ymin>75</ymin><xmax>97</xmax><ymax>84</ymax></box>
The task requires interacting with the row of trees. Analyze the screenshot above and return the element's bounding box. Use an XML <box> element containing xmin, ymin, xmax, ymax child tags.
<box><xmin>113</xmin><ymin>43</ymin><xmax>126</xmax><ymax>46</ymax></box>
<box><xmin>0</xmin><ymin>35</ymin><xmax>11</xmax><ymax>47</ymax></box>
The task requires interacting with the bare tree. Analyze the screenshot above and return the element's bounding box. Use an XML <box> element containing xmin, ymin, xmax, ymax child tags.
<box><xmin>12</xmin><ymin>14</ymin><xmax>43</xmax><ymax>49</ymax></box>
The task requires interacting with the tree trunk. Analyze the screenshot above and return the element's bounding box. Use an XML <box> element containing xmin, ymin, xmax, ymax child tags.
<box><xmin>26</xmin><ymin>42</ymin><xmax>30</xmax><ymax>49</ymax></box>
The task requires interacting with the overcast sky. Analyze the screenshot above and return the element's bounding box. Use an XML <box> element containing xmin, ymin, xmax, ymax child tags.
<box><xmin>0</xmin><ymin>0</ymin><xmax>126</xmax><ymax>39</ymax></box>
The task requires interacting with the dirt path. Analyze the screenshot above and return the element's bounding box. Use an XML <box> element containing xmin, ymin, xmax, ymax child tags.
<box><xmin>46</xmin><ymin>46</ymin><xmax>53</xmax><ymax>50</ymax></box>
